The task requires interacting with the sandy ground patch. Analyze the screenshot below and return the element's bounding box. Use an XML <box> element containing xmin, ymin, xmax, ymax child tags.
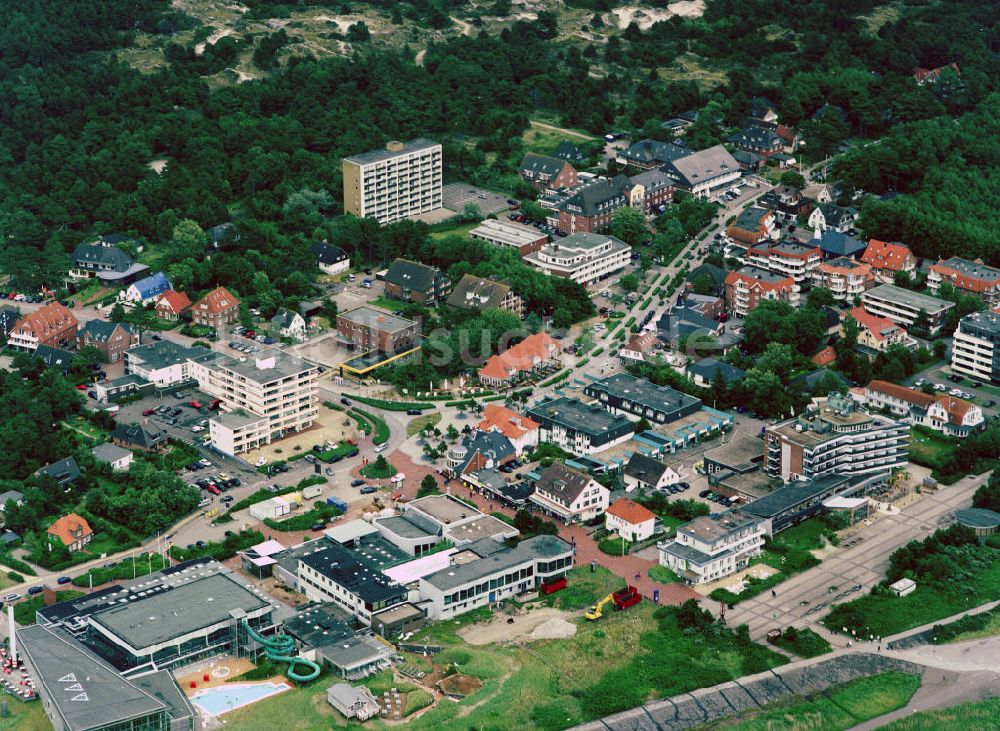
<box><xmin>147</xmin><ymin>158</ymin><xmax>169</xmax><ymax>174</ymax></box>
<box><xmin>242</xmin><ymin>408</ymin><xmax>357</xmax><ymax>464</ymax></box>
<box><xmin>459</xmin><ymin>607</ymin><xmax>579</xmax><ymax>645</ymax></box>
<box><xmin>176</xmin><ymin>656</ymin><xmax>258</xmax><ymax>692</ymax></box>
<box><xmin>195</xmin><ymin>27</ymin><xmax>235</xmax><ymax>55</ymax></box>
<box><xmin>609</xmin><ymin>0</ymin><xmax>704</xmax><ymax>30</ymax></box>
<box><xmin>694</xmin><ymin>563</ymin><xmax>780</xmax><ymax>597</ymax></box>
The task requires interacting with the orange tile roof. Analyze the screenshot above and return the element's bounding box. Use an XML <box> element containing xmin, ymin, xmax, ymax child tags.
<box><xmin>625</xmin><ymin>331</ymin><xmax>658</xmax><ymax>353</ymax></box>
<box><xmin>14</xmin><ymin>301</ymin><xmax>78</xmax><ymax>339</ymax></box>
<box><xmin>811</xmin><ymin>346</ymin><xmax>836</xmax><ymax>366</ymax></box>
<box><xmin>156</xmin><ymin>290</ymin><xmax>191</xmax><ymax>314</ymax></box>
<box><xmin>193</xmin><ymin>286</ymin><xmax>240</xmax><ymax>314</ymax></box>
<box><xmin>929</xmin><ymin>259</ymin><xmax>1000</xmax><ymax>294</ymax></box>
<box><xmin>606</xmin><ymin>498</ymin><xmax>656</xmax><ymax>525</ymax></box>
<box><xmin>861</xmin><ymin>240</ymin><xmax>913</xmax><ymax>272</ymax></box>
<box><xmin>47</xmin><ymin>513</ymin><xmax>93</xmax><ymax>547</ymax></box>
<box><xmin>478</xmin><ymin>332</ymin><xmax>558</xmax><ymax>382</ymax></box>
<box><xmin>866</xmin><ymin>380</ymin><xmax>936</xmax><ymax>408</ymax></box>
<box><xmin>933</xmin><ymin>396</ymin><xmax>976</xmax><ymax>425</ymax></box>
<box><xmin>478</xmin><ymin>403</ymin><xmax>540</xmax><ymax>440</ymax></box>
<box><xmin>849</xmin><ymin>306</ymin><xmax>906</xmax><ymax>342</ymax></box>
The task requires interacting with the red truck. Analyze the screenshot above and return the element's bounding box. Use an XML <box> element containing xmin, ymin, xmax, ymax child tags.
<box><xmin>612</xmin><ymin>585</ymin><xmax>642</xmax><ymax>610</ymax></box>
<box><xmin>209</xmin><ymin>398</ymin><xmax>223</xmax><ymax>411</ymax></box>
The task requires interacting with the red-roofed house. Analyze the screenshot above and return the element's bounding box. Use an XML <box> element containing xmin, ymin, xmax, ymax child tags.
<box><xmin>619</xmin><ymin>331</ymin><xmax>659</xmax><ymax>364</ymax></box>
<box><xmin>155</xmin><ymin>290</ymin><xmax>192</xmax><ymax>321</ymax></box>
<box><xmin>812</xmin><ymin>257</ymin><xmax>875</xmax><ymax>301</ymax></box>
<box><xmin>478</xmin><ymin>332</ymin><xmax>560</xmax><ymax>389</ymax></box>
<box><xmin>47</xmin><ymin>513</ymin><xmax>93</xmax><ymax>552</ymax></box>
<box><xmin>477</xmin><ymin>404</ymin><xmax>540</xmax><ymax>455</ymax></box>
<box><xmin>724</xmin><ymin>266</ymin><xmax>798</xmax><ymax>316</ymax></box>
<box><xmin>605</xmin><ymin>499</ymin><xmax>658</xmax><ymax>542</ymax></box>
<box><xmin>191</xmin><ymin>286</ymin><xmax>240</xmax><ymax>329</ymax></box>
<box><xmin>913</xmin><ymin>63</ymin><xmax>960</xmax><ymax>85</ymax></box>
<box><xmin>927</xmin><ymin>258</ymin><xmax>1000</xmax><ymax>308</ymax></box>
<box><xmin>860</xmin><ymin>240</ymin><xmax>916</xmax><ymax>284</ymax></box>
<box><xmin>864</xmin><ymin>380</ymin><xmax>983</xmax><ymax>437</ymax></box>
<box><xmin>846</xmin><ymin>306</ymin><xmax>909</xmax><ymax>353</ymax></box>
<box><xmin>8</xmin><ymin>301</ymin><xmax>79</xmax><ymax>351</ymax></box>
<box><xmin>811</xmin><ymin>346</ymin><xmax>836</xmax><ymax>367</ymax></box>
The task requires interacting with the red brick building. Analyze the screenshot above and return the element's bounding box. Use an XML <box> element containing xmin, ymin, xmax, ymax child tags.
<box><xmin>155</xmin><ymin>290</ymin><xmax>192</xmax><ymax>321</ymax></box>
<box><xmin>191</xmin><ymin>286</ymin><xmax>240</xmax><ymax>329</ymax></box>
<box><xmin>518</xmin><ymin>153</ymin><xmax>578</xmax><ymax>191</ymax></box>
<box><xmin>724</xmin><ymin>266</ymin><xmax>798</xmax><ymax>317</ymax></box>
<box><xmin>75</xmin><ymin>320</ymin><xmax>139</xmax><ymax>363</ymax></box>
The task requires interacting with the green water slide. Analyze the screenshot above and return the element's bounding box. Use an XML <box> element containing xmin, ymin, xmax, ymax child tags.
<box><xmin>241</xmin><ymin>619</ymin><xmax>321</xmax><ymax>682</ymax></box>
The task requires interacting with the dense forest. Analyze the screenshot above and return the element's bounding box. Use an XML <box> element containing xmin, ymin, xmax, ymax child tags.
<box><xmin>0</xmin><ymin>0</ymin><xmax>998</xmax><ymax>298</ymax></box>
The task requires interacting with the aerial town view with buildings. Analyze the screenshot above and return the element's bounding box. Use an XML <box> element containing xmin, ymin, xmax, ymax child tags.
<box><xmin>0</xmin><ymin>1</ymin><xmax>998</xmax><ymax>730</ymax></box>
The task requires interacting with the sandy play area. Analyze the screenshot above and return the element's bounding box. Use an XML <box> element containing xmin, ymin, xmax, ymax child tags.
<box><xmin>609</xmin><ymin>0</ymin><xmax>704</xmax><ymax>30</ymax></box>
<box><xmin>458</xmin><ymin>607</ymin><xmax>578</xmax><ymax>645</ymax></box>
<box><xmin>695</xmin><ymin>563</ymin><xmax>780</xmax><ymax>597</ymax></box>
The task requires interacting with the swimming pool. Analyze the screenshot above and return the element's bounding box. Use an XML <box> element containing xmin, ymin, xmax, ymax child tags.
<box><xmin>191</xmin><ymin>681</ymin><xmax>292</xmax><ymax>715</ymax></box>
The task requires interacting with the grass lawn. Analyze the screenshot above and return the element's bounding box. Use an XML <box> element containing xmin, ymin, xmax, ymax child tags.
<box><xmin>429</xmin><ymin>221</ymin><xmax>478</xmax><ymax>241</ymax></box>
<box><xmin>648</xmin><ymin>564</ymin><xmax>681</xmax><ymax>584</ymax></box>
<box><xmin>824</xmin><ymin>548</ymin><xmax>1000</xmax><ymax>637</ymax></box>
<box><xmin>62</xmin><ymin>417</ymin><xmax>109</xmax><ymax>444</ymax></box>
<box><xmin>881</xmin><ymin>697</ymin><xmax>1000</xmax><ymax>730</ymax></box>
<box><xmin>908</xmin><ymin>426</ymin><xmax>955</xmax><ymax>470</ymax></box>
<box><xmin>85</xmin><ymin>532</ymin><xmax>140</xmax><ymax>557</ymax></box>
<box><xmin>15</xmin><ymin>590</ymin><xmax>84</xmax><ymax>625</ymax></box>
<box><xmin>522</xmin><ymin>119</ymin><xmax>596</xmax><ymax>154</ymax></box>
<box><xmin>942</xmin><ymin>610</ymin><xmax>1000</xmax><ymax>643</ymax></box>
<box><xmin>407</xmin><ymin>412</ymin><xmax>442</xmax><ymax>437</ymax></box>
<box><xmin>0</xmin><ymin>699</ymin><xmax>51</xmax><ymax>731</ymax></box>
<box><xmin>771</xmin><ymin>627</ymin><xmax>832</xmax><ymax>658</ymax></box>
<box><xmin>360</xmin><ymin>459</ymin><xmax>397</xmax><ymax>479</ymax></box>
<box><xmin>366</xmin><ymin>296</ymin><xmax>401</xmax><ymax>311</ymax></box>
<box><xmin>927</xmin><ymin>607</ymin><xmax>1000</xmax><ymax>644</ymax></box>
<box><xmin>597</xmin><ymin>536</ymin><xmax>630</xmax><ymax>556</ymax></box>
<box><xmin>702</xmin><ymin>672</ymin><xmax>920</xmax><ymax>731</ymax></box>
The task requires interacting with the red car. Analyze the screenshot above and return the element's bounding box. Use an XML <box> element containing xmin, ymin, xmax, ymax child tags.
<box><xmin>142</xmin><ymin>408</ymin><xmax>155</xmax><ymax>416</ymax></box>
<box><xmin>206</xmin><ymin>485</ymin><xmax>222</xmax><ymax>495</ymax></box>
<box><xmin>189</xmin><ymin>400</ymin><xmax>203</xmax><ymax>409</ymax></box>
<box><xmin>75</xmin><ymin>384</ymin><xmax>89</xmax><ymax>391</ymax></box>
<box><xmin>245</xmin><ymin>331</ymin><xmax>256</xmax><ymax>339</ymax></box>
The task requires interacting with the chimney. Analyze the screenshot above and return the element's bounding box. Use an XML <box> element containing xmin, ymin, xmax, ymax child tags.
<box><xmin>386</xmin><ymin>141</ymin><xmax>404</xmax><ymax>152</ymax></box>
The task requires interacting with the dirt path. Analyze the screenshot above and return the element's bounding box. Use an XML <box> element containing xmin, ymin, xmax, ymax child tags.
<box><xmin>450</xmin><ymin>16</ymin><xmax>473</xmax><ymax>36</ymax></box>
<box><xmin>529</xmin><ymin>119</ymin><xmax>598</xmax><ymax>141</ymax></box>
<box><xmin>415</xmin><ymin>49</ymin><xmax>426</xmax><ymax>66</ymax></box>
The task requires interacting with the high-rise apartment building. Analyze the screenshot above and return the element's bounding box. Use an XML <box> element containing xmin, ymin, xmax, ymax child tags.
<box><xmin>951</xmin><ymin>310</ymin><xmax>1000</xmax><ymax>384</ymax></box>
<box><xmin>342</xmin><ymin>139</ymin><xmax>442</xmax><ymax>225</ymax></box>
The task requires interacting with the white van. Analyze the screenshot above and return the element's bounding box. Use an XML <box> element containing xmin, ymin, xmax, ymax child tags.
<box><xmin>374</xmin><ymin>443</ymin><xmax>388</xmax><ymax>454</ymax></box>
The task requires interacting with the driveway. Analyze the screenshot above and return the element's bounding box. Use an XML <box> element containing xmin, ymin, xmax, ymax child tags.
<box><xmin>721</xmin><ymin>473</ymin><xmax>990</xmax><ymax>641</ymax></box>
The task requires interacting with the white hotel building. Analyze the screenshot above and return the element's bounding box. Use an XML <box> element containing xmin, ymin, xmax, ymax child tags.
<box><xmin>658</xmin><ymin>511</ymin><xmax>764</xmax><ymax>585</ymax></box>
<box><xmin>523</xmin><ymin>232</ymin><xmax>631</xmax><ymax>286</ymax></box>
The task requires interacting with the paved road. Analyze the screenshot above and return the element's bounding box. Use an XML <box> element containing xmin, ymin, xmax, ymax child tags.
<box><xmin>721</xmin><ymin>473</ymin><xmax>989</xmax><ymax>641</ymax></box>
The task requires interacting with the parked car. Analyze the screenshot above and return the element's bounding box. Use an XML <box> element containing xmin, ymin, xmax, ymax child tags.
<box><xmin>340</xmin><ymin>397</ymin><xmax>352</xmax><ymax>406</ymax></box>
<box><xmin>360</xmin><ymin>486</ymin><xmax>377</xmax><ymax>495</ymax></box>
<box><xmin>57</xmin><ymin>576</ymin><xmax>72</xmax><ymax>585</ymax></box>
<box><xmin>28</xmin><ymin>586</ymin><xmax>43</xmax><ymax>596</ymax></box>
<box><xmin>75</xmin><ymin>384</ymin><xmax>89</xmax><ymax>391</ymax></box>
<box><xmin>406</xmin><ymin>408</ymin><xmax>423</xmax><ymax>416</ymax></box>
<box><xmin>206</xmin><ymin>485</ymin><xmax>222</xmax><ymax>495</ymax></box>
<box><xmin>351</xmin><ymin>479</ymin><xmax>366</xmax><ymax>487</ymax></box>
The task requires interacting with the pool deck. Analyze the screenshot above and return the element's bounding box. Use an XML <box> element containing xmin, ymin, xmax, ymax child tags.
<box><xmin>176</xmin><ymin>657</ymin><xmax>264</xmax><ymax>694</ymax></box>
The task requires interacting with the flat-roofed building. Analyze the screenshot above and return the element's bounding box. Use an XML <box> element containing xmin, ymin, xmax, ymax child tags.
<box><xmin>763</xmin><ymin>393</ymin><xmax>908</xmax><ymax>482</ymax></box>
<box><xmin>336</xmin><ymin>306</ymin><xmax>418</xmax><ymax>353</ymax></box>
<box><xmin>298</xmin><ymin>543</ymin><xmax>407</xmax><ymax>625</ymax></box>
<box><xmin>527</xmin><ymin>397</ymin><xmax>635</xmax><ymax>455</ymax></box>
<box><xmin>342</xmin><ymin>139</ymin><xmax>442</xmax><ymax>225</ymax></box>
<box><xmin>469</xmin><ymin>219</ymin><xmax>549</xmax><ymax>256</ymax></box>
<box><xmin>583</xmin><ymin>372</ymin><xmax>703</xmax><ymax>425</ymax></box>
<box><xmin>741</xmin><ymin>473</ymin><xmax>864</xmax><ymax>535</ymax></box>
<box><xmin>658</xmin><ymin>511</ymin><xmax>764</xmax><ymax>584</ymax></box>
<box><xmin>192</xmin><ymin>350</ymin><xmax>319</xmax><ymax>456</ymax></box>
<box><xmin>523</xmin><ymin>232</ymin><xmax>631</xmax><ymax>286</ymax></box>
<box><xmin>951</xmin><ymin>310</ymin><xmax>1000</xmax><ymax>384</ymax></box>
<box><xmin>418</xmin><ymin>535</ymin><xmax>573</xmax><ymax>619</ymax></box>
<box><xmin>861</xmin><ymin>284</ymin><xmax>954</xmax><ymax>335</ymax></box>
<box><xmin>124</xmin><ymin>340</ymin><xmax>208</xmax><ymax>387</ymax></box>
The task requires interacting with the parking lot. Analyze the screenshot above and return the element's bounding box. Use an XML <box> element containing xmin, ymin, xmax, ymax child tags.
<box><xmin>442</xmin><ymin>182</ymin><xmax>510</xmax><ymax>216</ymax></box>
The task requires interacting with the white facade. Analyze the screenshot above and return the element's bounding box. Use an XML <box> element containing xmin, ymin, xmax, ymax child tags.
<box><xmin>343</xmin><ymin>140</ymin><xmax>443</xmax><ymax>225</ymax></box>
<box><xmin>530</xmin><ymin>478</ymin><xmax>610</xmax><ymax>523</ymax></box>
<box><xmin>319</xmin><ymin>257</ymin><xmax>350</xmax><ymax>277</ymax></box>
<box><xmin>125</xmin><ymin>358</ymin><xmax>190</xmax><ymax>387</ymax></box>
<box><xmin>523</xmin><ymin>233</ymin><xmax>631</xmax><ymax>286</ymax></box>
<box><xmin>623</xmin><ymin>465</ymin><xmax>679</xmax><ymax>492</ymax></box>
<box><xmin>275</xmin><ymin>311</ymin><xmax>308</xmax><ymax>341</ymax></box>
<box><xmin>951</xmin><ymin>311</ymin><xmax>1000</xmax><ymax>384</ymax></box>
<box><xmin>605</xmin><ymin>512</ymin><xmax>657</xmax><ymax>542</ymax></box>
<box><xmin>658</xmin><ymin>513</ymin><xmax>764</xmax><ymax>585</ymax></box>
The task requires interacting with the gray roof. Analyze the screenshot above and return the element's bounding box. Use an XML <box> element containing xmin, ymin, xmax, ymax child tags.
<box><xmin>542</xmin><ymin>232</ymin><xmax>630</xmax><ymax>255</ymax></box>
<box><xmin>661</xmin><ymin>145</ymin><xmax>739</xmax><ymax>187</ymax></box>
<box><xmin>422</xmin><ymin>535</ymin><xmax>571</xmax><ymax>591</ymax></box>
<box><xmin>519</xmin><ymin>153</ymin><xmax>566</xmax><ymax>177</ymax></box>
<box><xmin>344</xmin><ymin>138</ymin><xmax>439</xmax><ymax>166</ymax></box>
<box><xmin>339</xmin><ymin>306</ymin><xmax>415</xmax><ymax>333</ymax></box>
<box><xmin>130</xmin><ymin>272</ymin><xmax>171</xmax><ymax>299</ymax></box>
<box><xmin>385</xmin><ymin>258</ymin><xmax>445</xmax><ymax>294</ymax></box>
<box><xmin>470</xmin><ymin>219</ymin><xmax>547</xmax><ymax>248</ymax></box>
<box><xmin>742</xmin><ymin>474</ymin><xmax>852</xmax><ymax>519</ymax></box>
<box><xmin>133</xmin><ymin>670</ymin><xmax>196</xmax><ymax>725</ymax></box>
<box><xmin>80</xmin><ymin>319</ymin><xmax>131</xmax><ymax>343</ymax></box>
<box><xmin>299</xmin><ymin>543</ymin><xmax>406</xmax><ymax>605</ymax></box>
<box><xmin>213</xmin><ymin>410</ymin><xmax>264</xmax><ymax>429</ymax></box>
<box><xmin>36</xmin><ymin>457</ymin><xmax>81</xmax><ymax>485</ymax></box>
<box><xmin>271</xmin><ymin>308</ymin><xmax>300</xmax><ymax>329</ymax></box>
<box><xmin>33</xmin><ymin>345</ymin><xmax>75</xmax><ymax>371</ymax></box>
<box><xmin>126</xmin><ymin>340</ymin><xmax>203</xmax><ymax>370</ymax></box>
<box><xmin>733</xmin><ymin>206</ymin><xmax>771</xmax><ymax>232</ymax></box>
<box><xmin>0</xmin><ymin>306</ymin><xmax>18</xmax><ymax>341</ymax></box>
<box><xmin>934</xmin><ymin>257</ymin><xmax>1000</xmax><ymax>282</ymax></box>
<box><xmin>454</xmin><ymin>430</ymin><xmax>516</xmax><ymax>473</ymax></box>
<box><xmin>377</xmin><ymin>515</ymin><xmax>436</xmax><ymax>540</ymax></box>
<box><xmin>446</xmin><ymin>274</ymin><xmax>512</xmax><ymax>311</ymax></box>
<box><xmin>688</xmin><ymin>358</ymin><xmax>746</xmax><ymax>383</ymax></box>
<box><xmin>72</xmin><ymin>242</ymin><xmax>136</xmax><ymax>272</ymax></box>
<box><xmin>704</xmin><ymin>433</ymin><xmax>764</xmax><ymax>472</ymax></box>
<box><xmin>958</xmin><ymin>309</ymin><xmax>1000</xmax><ymax>336</ymax></box>
<box><xmin>863</xmin><ymin>284</ymin><xmax>954</xmax><ymax>314</ymax></box>
<box><xmin>112</xmin><ymin>422</ymin><xmax>166</xmax><ymax>449</ymax></box>
<box><xmin>622</xmin><ymin>139</ymin><xmax>689</xmax><ymax>165</ymax></box>
<box><xmin>212</xmin><ymin>349</ymin><xmax>315</xmax><ymax>384</ymax></box>
<box><xmin>0</xmin><ymin>490</ymin><xmax>24</xmax><ymax>505</ymax></box>
<box><xmin>817</xmin><ymin>203</ymin><xmax>857</xmax><ymax>226</ymax></box>
<box><xmin>731</xmin><ymin>265</ymin><xmax>792</xmax><ymax>285</ymax></box>
<box><xmin>817</xmin><ymin>230</ymin><xmax>867</xmax><ymax>257</ymax></box>
<box><xmin>628</xmin><ymin>168</ymin><xmax>674</xmax><ymax>192</ymax></box>
<box><xmin>283</xmin><ymin>603</ymin><xmax>354</xmax><ymax>647</ymax></box>
<box><xmin>534</xmin><ymin>462</ymin><xmax>596</xmax><ymax>505</ymax></box>
<box><xmin>624</xmin><ymin>453</ymin><xmax>669</xmax><ymax>483</ymax></box>
<box><xmin>561</xmin><ymin>176</ymin><xmax>628</xmax><ymax>216</ymax></box>
<box><xmin>311</xmin><ymin>241</ymin><xmax>349</xmax><ymax>266</ymax></box>
<box><xmin>586</xmin><ymin>373</ymin><xmax>702</xmax><ymax>415</ymax></box>
<box><xmin>90</xmin><ymin>572</ymin><xmax>269</xmax><ymax>651</ymax></box>
<box><xmin>956</xmin><ymin>508</ymin><xmax>1000</xmax><ymax>529</ymax></box>
<box><xmin>528</xmin><ymin>396</ymin><xmax>635</xmax><ymax>438</ymax></box>
<box><xmin>728</xmin><ymin>125</ymin><xmax>782</xmax><ymax>148</ymax></box>
<box><xmin>553</xmin><ymin>140</ymin><xmax>585</xmax><ymax>161</ymax></box>
<box><xmin>92</xmin><ymin>442</ymin><xmax>132</xmax><ymax>464</ymax></box>
<box><xmin>18</xmin><ymin>624</ymin><xmax>167</xmax><ymax>731</ymax></box>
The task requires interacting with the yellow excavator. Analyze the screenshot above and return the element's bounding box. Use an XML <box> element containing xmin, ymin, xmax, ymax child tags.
<box><xmin>586</xmin><ymin>585</ymin><xmax>641</xmax><ymax>621</ymax></box>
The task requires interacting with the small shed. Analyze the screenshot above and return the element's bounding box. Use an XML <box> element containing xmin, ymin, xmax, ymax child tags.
<box><xmin>889</xmin><ymin>578</ymin><xmax>916</xmax><ymax>597</ymax></box>
<box><xmin>326</xmin><ymin>683</ymin><xmax>380</xmax><ymax>720</ymax></box>
<box><xmin>249</xmin><ymin>496</ymin><xmax>291</xmax><ymax>522</ymax></box>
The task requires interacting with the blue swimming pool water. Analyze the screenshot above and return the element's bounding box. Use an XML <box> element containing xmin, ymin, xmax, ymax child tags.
<box><xmin>191</xmin><ymin>681</ymin><xmax>291</xmax><ymax>715</ymax></box>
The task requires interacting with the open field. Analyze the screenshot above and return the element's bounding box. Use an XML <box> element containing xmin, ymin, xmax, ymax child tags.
<box><xmin>407</xmin><ymin>412</ymin><xmax>442</xmax><ymax>437</ymax></box>
<box><xmin>429</xmin><ymin>221</ymin><xmax>479</xmax><ymax>241</ymax></box>
<box><xmin>881</xmin><ymin>697</ymin><xmax>1000</xmax><ymax>730</ymax></box>
<box><xmin>702</xmin><ymin>672</ymin><xmax>920</xmax><ymax>731</ymax></box>
<box><xmin>522</xmin><ymin>119</ymin><xmax>598</xmax><ymax>155</ymax></box>
<box><xmin>0</xmin><ymin>700</ymin><xmax>51</xmax><ymax>731</ymax></box>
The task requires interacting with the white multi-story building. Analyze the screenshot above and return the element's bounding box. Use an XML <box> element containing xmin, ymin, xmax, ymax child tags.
<box><xmin>813</xmin><ymin>257</ymin><xmax>875</xmax><ymax>301</ymax></box>
<box><xmin>418</xmin><ymin>535</ymin><xmax>574</xmax><ymax>620</ymax></box>
<box><xmin>861</xmin><ymin>284</ymin><xmax>954</xmax><ymax>335</ymax></box>
<box><xmin>529</xmin><ymin>462</ymin><xmax>610</xmax><ymax>523</ymax></box>
<box><xmin>746</xmin><ymin>241</ymin><xmax>821</xmax><ymax>284</ymax></box>
<box><xmin>124</xmin><ymin>341</ymin><xmax>209</xmax><ymax>387</ymax></box>
<box><xmin>952</xmin><ymin>310</ymin><xmax>1000</xmax><ymax>384</ymax></box>
<box><xmin>191</xmin><ymin>350</ymin><xmax>319</xmax><ymax>456</ymax></box>
<box><xmin>342</xmin><ymin>139</ymin><xmax>442</xmax><ymax>225</ymax></box>
<box><xmin>658</xmin><ymin>511</ymin><xmax>764</xmax><ymax>585</ymax></box>
<box><xmin>523</xmin><ymin>233</ymin><xmax>630</xmax><ymax>286</ymax></box>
